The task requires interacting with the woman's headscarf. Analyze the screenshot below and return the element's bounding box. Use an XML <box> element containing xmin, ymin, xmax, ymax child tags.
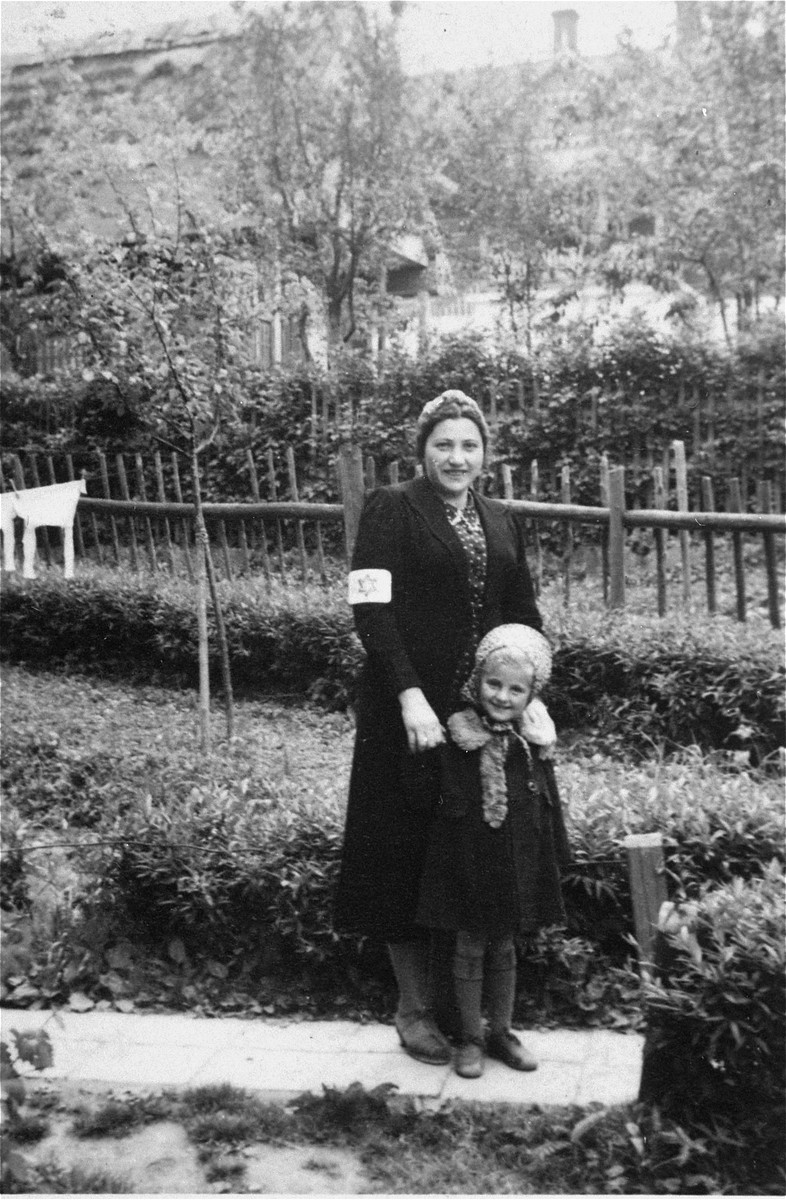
<box><xmin>414</xmin><ymin>390</ymin><xmax>490</xmax><ymax>460</ymax></box>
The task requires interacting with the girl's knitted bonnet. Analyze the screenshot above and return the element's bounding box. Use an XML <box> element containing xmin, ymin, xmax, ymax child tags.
<box><xmin>448</xmin><ymin>624</ymin><xmax>556</xmax><ymax>828</ymax></box>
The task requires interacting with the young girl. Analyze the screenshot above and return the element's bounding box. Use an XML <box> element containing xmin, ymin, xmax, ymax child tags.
<box><xmin>415</xmin><ymin>624</ymin><xmax>570</xmax><ymax>1079</ymax></box>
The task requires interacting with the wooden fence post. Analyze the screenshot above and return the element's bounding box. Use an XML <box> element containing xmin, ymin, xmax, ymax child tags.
<box><xmin>153</xmin><ymin>450</ymin><xmax>177</xmax><ymax>575</ymax></box>
<box><xmin>653</xmin><ymin>466</ymin><xmax>667</xmax><ymax>617</ymax></box>
<box><xmin>115</xmin><ymin>455</ymin><xmax>138</xmax><ymax>572</ymax></box>
<box><xmin>608</xmin><ymin>465</ymin><xmax>626</xmax><ymax>609</ymax></box>
<box><xmin>286</xmin><ymin>445</ymin><xmax>309</xmax><ymax>582</ymax></box>
<box><xmin>134</xmin><ymin>454</ymin><xmax>158</xmax><ymax>571</ymax></box>
<box><xmin>561</xmin><ymin>464</ymin><xmax>572</xmax><ymax>607</ymax></box>
<box><xmin>672</xmin><ymin>440</ymin><xmax>692</xmax><ymax>608</ymax></box>
<box><xmin>727</xmin><ymin>478</ymin><xmax>746</xmax><ymax>623</ymax></box>
<box><xmin>531</xmin><ymin>458</ymin><xmax>543</xmax><ymax>596</ymax></box>
<box><xmin>267</xmin><ymin>449</ymin><xmax>286</xmax><ymax>575</ymax></box>
<box><xmin>759</xmin><ymin>480</ymin><xmax>781</xmax><ymax>630</ymax></box>
<box><xmin>243</xmin><ymin>450</ymin><xmax>265</xmax><ymax>578</ymax></box>
<box><xmin>624</xmin><ymin>832</ymin><xmax>669</xmax><ymax>973</ymax></box>
<box><xmin>337</xmin><ymin>444</ymin><xmax>365</xmax><ymax>563</ymax></box>
<box><xmin>171</xmin><ymin>453</ymin><xmax>195</xmax><ymax>583</ymax></box>
<box><xmin>701</xmin><ymin>476</ymin><xmax>717</xmax><ymax>616</ymax></box>
<box><xmin>64</xmin><ymin>454</ymin><xmax>87</xmax><ymax>563</ymax></box>
<box><xmin>599</xmin><ymin>454</ymin><xmax>610</xmax><ymax>604</ymax></box>
<box><xmin>97</xmin><ymin>451</ymin><xmax>121</xmax><ymax>565</ymax></box>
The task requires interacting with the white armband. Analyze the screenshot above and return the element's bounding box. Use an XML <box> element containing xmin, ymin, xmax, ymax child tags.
<box><xmin>348</xmin><ymin>568</ymin><xmax>392</xmax><ymax>605</ymax></box>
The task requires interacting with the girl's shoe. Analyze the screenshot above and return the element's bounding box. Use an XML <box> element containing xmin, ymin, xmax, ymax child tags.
<box><xmin>395</xmin><ymin>1013</ymin><xmax>452</xmax><ymax>1065</ymax></box>
<box><xmin>486</xmin><ymin>1030</ymin><xmax>538</xmax><ymax>1071</ymax></box>
<box><xmin>455</xmin><ymin>1039</ymin><xmax>484</xmax><ymax>1078</ymax></box>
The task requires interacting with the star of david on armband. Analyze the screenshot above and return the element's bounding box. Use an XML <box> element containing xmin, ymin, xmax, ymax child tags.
<box><xmin>347</xmin><ymin>568</ymin><xmax>392</xmax><ymax>605</ymax></box>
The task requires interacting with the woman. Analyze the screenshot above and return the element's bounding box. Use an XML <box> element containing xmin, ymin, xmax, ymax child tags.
<box><xmin>334</xmin><ymin>390</ymin><xmax>543</xmax><ymax>1065</ymax></box>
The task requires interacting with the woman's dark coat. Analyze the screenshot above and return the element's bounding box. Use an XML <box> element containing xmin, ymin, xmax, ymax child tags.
<box><xmin>416</xmin><ymin>737</ymin><xmax>570</xmax><ymax>936</ymax></box>
<box><xmin>333</xmin><ymin>475</ymin><xmax>542</xmax><ymax>942</ymax></box>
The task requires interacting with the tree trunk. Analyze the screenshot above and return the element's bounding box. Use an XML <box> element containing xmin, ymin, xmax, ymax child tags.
<box><xmin>193</xmin><ymin>519</ymin><xmax>211</xmax><ymax>754</ymax></box>
<box><xmin>203</xmin><ymin>529</ymin><xmax>235</xmax><ymax>740</ymax></box>
<box><xmin>191</xmin><ymin>444</ymin><xmax>234</xmax><ymax>743</ymax></box>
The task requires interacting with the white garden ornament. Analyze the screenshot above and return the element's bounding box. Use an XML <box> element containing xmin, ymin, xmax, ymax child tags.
<box><xmin>0</xmin><ymin>479</ymin><xmax>87</xmax><ymax>579</ymax></box>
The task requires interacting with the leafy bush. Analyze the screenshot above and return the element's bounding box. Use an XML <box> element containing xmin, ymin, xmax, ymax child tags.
<box><xmin>638</xmin><ymin>865</ymin><xmax>786</xmax><ymax>1193</ymax></box>
<box><xmin>3</xmin><ymin>730</ymin><xmax>781</xmax><ymax>1021</ymax></box>
<box><xmin>557</xmin><ymin>750</ymin><xmax>784</xmax><ymax>958</ymax></box>
<box><xmin>0</xmin><ymin>572</ymin><xmax>364</xmax><ymax>709</ymax></box>
<box><xmin>546</xmin><ymin>608</ymin><xmax>785</xmax><ymax>763</ymax></box>
<box><xmin>3</xmin><ymin>321</ymin><xmax>784</xmax><ymax>511</ymax></box>
<box><xmin>1</xmin><ymin>731</ymin><xmax>123</xmax><ymax>828</ymax></box>
<box><xmin>2</xmin><ymin>570</ymin><xmax>783</xmax><ymax>756</ymax></box>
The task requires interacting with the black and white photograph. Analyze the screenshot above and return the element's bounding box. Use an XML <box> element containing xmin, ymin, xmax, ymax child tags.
<box><xmin>1</xmin><ymin>0</ymin><xmax>784</xmax><ymax>1194</ymax></box>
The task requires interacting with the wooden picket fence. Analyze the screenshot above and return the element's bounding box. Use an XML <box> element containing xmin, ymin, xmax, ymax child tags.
<box><xmin>2</xmin><ymin>441</ymin><xmax>784</xmax><ymax>628</ymax></box>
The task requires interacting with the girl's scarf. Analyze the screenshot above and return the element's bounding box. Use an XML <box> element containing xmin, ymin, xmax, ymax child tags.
<box><xmin>447</xmin><ymin>701</ymin><xmax>556</xmax><ymax>829</ymax></box>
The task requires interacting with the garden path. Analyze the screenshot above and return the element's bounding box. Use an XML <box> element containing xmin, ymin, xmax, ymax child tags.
<box><xmin>4</xmin><ymin>1007</ymin><xmax>643</xmax><ymax>1107</ymax></box>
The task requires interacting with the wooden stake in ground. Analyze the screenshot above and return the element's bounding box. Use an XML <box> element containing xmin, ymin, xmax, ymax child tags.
<box><xmin>190</xmin><ymin>441</ymin><xmax>235</xmax><ymax>744</ymax></box>
<box><xmin>193</xmin><ymin>516</ymin><xmax>211</xmax><ymax>755</ymax></box>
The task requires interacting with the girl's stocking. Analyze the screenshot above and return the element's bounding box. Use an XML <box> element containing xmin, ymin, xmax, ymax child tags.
<box><xmin>486</xmin><ymin>936</ymin><xmax>517</xmax><ymax>1035</ymax></box>
<box><xmin>453</xmin><ymin>930</ymin><xmax>486</xmax><ymax>1043</ymax></box>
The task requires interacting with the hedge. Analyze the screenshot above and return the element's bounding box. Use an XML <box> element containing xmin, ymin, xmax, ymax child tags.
<box><xmin>1</xmin><ymin>570</ymin><xmax>783</xmax><ymax>759</ymax></box>
<box><xmin>2</xmin><ymin>320</ymin><xmax>784</xmax><ymax>510</ymax></box>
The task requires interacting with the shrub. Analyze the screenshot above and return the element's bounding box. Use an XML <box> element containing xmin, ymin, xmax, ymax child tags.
<box><xmin>0</xmin><ymin>572</ymin><xmax>364</xmax><ymax>708</ymax></box>
<box><xmin>3</xmin><ymin>321</ymin><xmax>784</xmax><ymax>511</ymax></box>
<box><xmin>546</xmin><ymin>608</ymin><xmax>785</xmax><ymax>763</ymax></box>
<box><xmin>3</xmin><ymin>569</ymin><xmax>783</xmax><ymax>753</ymax></box>
<box><xmin>550</xmin><ymin>750</ymin><xmax>785</xmax><ymax>958</ymax></box>
<box><xmin>638</xmin><ymin>865</ymin><xmax>786</xmax><ymax>1192</ymax></box>
<box><xmin>4</xmin><ymin>728</ymin><xmax>780</xmax><ymax>1019</ymax></box>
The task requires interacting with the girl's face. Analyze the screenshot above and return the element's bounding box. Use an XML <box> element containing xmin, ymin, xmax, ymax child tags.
<box><xmin>478</xmin><ymin>654</ymin><xmax>535</xmax><ymax>723</ymax></box>
<box><xmin>423</xmin><ymin>418</ymin><xmax>484</xmax><ymax>501</ymax></box>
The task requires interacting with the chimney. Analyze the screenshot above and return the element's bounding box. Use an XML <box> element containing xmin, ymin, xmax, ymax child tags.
<box><xmin>553</xmin><ymin>8</ymin><xmax>579</xmax><ymax>55</ymax></box>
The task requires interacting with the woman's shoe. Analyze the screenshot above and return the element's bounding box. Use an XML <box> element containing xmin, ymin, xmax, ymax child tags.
<box><xmin>395</xmin><ymin>1013</ymin><xmax>452</xmax><ymax>1065</ymax></box>
<box><xmin>486</xmin><ymin>1029</ymin><xmax>538</xmax><ymax>1071</ymax></box>
<box><xmin>455</xmin><ymin>1039</ymin><xmax>485</xmax><ymax>1078</ymax></box>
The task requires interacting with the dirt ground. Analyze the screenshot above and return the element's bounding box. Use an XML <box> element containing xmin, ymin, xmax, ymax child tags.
<box><xmin>18</xmin><ymin>1081</ymin><xmax>371</xmax><ymax>1195</ymax></box>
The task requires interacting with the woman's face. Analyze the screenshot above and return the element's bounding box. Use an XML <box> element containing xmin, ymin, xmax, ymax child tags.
<box><xmin>423</xmin><ymin>417</ymin><xmax>484</xmax><ymax>502</ymax></box>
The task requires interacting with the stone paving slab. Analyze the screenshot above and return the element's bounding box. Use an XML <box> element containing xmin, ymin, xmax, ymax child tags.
<box><xmin>1</xmin><ymin>1009</ymin><xmax>644</xmax><ymax>1106</ymax></box>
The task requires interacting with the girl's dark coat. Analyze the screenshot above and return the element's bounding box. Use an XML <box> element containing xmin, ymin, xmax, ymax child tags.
<box><xmin>416</xmin><ymin>736</ymin><xmax>570</xmax><ymax>936</ymax></box>
<box><xmin>333</xmin><ymin>475</ymin><xmax>542</xmax><ymax>942</ymax></box>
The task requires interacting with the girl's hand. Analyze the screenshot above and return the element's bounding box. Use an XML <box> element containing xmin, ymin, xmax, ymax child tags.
<box><xmin>398</xmin><ymin>688</ymin><xmax>445</xmax><ymax>754</ymax></box>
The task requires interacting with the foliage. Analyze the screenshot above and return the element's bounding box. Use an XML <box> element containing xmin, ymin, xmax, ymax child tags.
<box><xmin>638</xmin><ymin>865</ymin><xmax>786</xmax><ymax>1193</ymax></box>
<box><xmin>2</xmin><ymin>568</ymin><xmax>783</xmax><ymax>757</ymax></box>
<box><xmin>15</xmin><ymin>1074</ymin><xmax>784</xmax><ymax>1195</ymax></box>
<box><xmin>1</xmin><ymin>665</ymin><xmax>782</xmax><ymax>1025</ymax></box>
<box><xmin>3</xmin><ymin>321</ymin><xmax>783</xmax><ymax>513</ymax></box>
<box><xmin>0</xmin><ymin>1024</ymin><xmax>55</xmax><ymax>1194</ymax></box>
<box><xmin>210</xmin><ymin>2</ymin><xmax>425</xmax><ymax>350</ymax></box>
<box><xmin>603</xmin><ymin>1</ymin><xmax>786</xmax><ymax>336</ymax></box>
<box><xmin>547</xmin><ymin>607</ymin><xmax>786</xmax><ymax>762</ymax></box>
